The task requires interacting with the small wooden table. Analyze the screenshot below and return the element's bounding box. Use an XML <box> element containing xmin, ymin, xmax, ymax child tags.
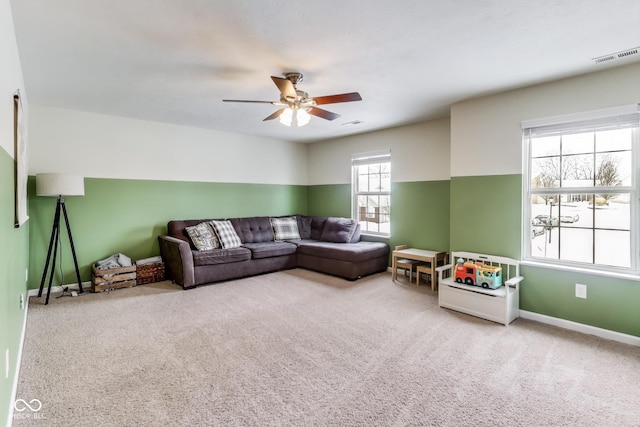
<box><xmin>392</xmin><ymin>248</ymin><xmax>447</xmax><ymax>290</ymax></box>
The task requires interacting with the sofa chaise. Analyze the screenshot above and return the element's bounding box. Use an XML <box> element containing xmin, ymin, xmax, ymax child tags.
<box><xmin>158</xmin><ymin>215</ymin><xmax>390</xmax><ymax>289</ymax></box>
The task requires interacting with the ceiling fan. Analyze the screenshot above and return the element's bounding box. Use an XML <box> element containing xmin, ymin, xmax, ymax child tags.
<box><xmin>222</xmin><ymin>72</ymin><xmax>362</xmax><ymax>127</ymax></box>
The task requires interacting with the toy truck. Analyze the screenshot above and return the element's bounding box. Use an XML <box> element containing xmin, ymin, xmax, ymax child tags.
<box><xmin>454</xmin><ymin>258</ymin><xmax>503</xmax><ymax>289</ymax></box>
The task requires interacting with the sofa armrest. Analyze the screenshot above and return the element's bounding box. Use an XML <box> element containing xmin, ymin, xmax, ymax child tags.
<box><xmin>158</xmin><ymin>235</ymin><xmax>195</xmax><ymax>288</ymax></box>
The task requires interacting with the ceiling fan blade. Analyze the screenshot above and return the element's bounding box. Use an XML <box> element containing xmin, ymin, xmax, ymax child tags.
<box><xmin>222</xmin><ymin>99</ymin><xmax>275</xmax><ymax>104</ymax></box>
<box><xmin>307</xmin><ymin>107</ymin><xmax>340</xmax><ymax>121</ymax></box>
<box><xmin>263</xmin><ymin>108</ymin><xmax>286</xmax><ymax>121</ymax></box>
<box><xmin>312</xmin><ymin>92</ymin><xmax>362</xmax><ymax>105</ymax></box>
<box><xmin>271</xmin><ymin>76</ymin><xmax>297</xmax><ymax>101</ymax></box>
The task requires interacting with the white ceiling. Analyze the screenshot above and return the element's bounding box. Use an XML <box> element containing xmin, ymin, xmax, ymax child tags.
<box><xmin>10</xmin><ymin>0</ymin><xmax>640</xmax><ymax>143</ymax></box>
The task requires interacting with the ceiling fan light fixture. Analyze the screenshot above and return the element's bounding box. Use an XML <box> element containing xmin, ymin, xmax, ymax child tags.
<box><xmin>279</xmin><ymin>107</ymin><xmax>293</xmax><ymax>126</ymax></box>
<box><xmin>224</xmin><ymin>72</ymin><xmax>361</xmax><ymax>126</ymax></box>
<box><xmin>297</xmin><ymin>108</ymin><xmax>311</xmax><ymax>127</ymax></box>
<box><xmin>279</xmin><ymin>107</ymin><xmax>311</xmax><ymax>127</ymax></box>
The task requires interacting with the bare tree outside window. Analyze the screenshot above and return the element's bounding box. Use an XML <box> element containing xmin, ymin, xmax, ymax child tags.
<box><xmin>596</xmin><ymin>154</ymin><xmax>622</xmax><ymax>205</ymax></box>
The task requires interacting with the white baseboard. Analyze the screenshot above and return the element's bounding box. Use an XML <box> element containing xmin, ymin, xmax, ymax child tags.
<box><xmin>27</xmin><ymin>281</ymin><xmax>91</xmax><ymax>297</ymax></box>
<box><xmin>27</xmin><ymin>282</ymin><xmax>91</xmax><ymax>297</ymax></box>
<box><xmin>8</xmin><ymin>292</ymin><xmax>29</xmax><ymax>427</ymax></box>
<box><xmin>520</xmin><ymin>310</ymin><xmax>640</xmax><ymax>347</ymax></box>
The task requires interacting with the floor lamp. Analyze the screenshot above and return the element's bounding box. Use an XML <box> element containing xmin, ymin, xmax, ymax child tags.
<box><xmin>36</xmin><ymin>173</ymin><xmax>85</xmax><ymax>305</ymax></box>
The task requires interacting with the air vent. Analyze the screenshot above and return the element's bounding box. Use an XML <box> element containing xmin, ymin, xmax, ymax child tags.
<box><xmin>618</xmin><ymin>48</ymin><xmax>638</xmax><ymax>58</ymax></box>
<box><xmin>593</xmin><ymin>47</ymin><xmax>639</xmax><ymax>64</ymax></box>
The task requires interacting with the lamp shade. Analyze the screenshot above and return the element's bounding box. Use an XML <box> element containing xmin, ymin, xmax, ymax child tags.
<box><xmin>297</xmin><ymin>108</ymin><xmax>311</xmax><ymax>126</ymax></box>
<box><xmin>279</xmin><ymin>107</ymin><xmax>293</xmax><ymax>127</ymax></box>
<box><xmin>36</xmin><ymin>173</ymin><xmax>85</xmax><ymax>197</ymax></box>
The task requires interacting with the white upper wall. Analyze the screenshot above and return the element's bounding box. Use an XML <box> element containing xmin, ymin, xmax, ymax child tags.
<box><xmin>28</xmin><ymin>105</ymin><xmax>309</xmax><ymax>185</ymax></box>
<box><xmin>451</xmin><ymin>63</ymin><xmax>640</xmax><ymax>177</ymax></box>
<box><xmin>307</xmin><ymin>118</ymin><xmax>450</xmax><ymax>185</ymax></box>
<box><xmin>26</xmin><ymin>63</ymin><xmax>639</xmax><ymax>185</ymax></box>
<box><xmin>1</xmin><ymin>0</ymin><xmax>26</xmax><ymax>157</ymax></box>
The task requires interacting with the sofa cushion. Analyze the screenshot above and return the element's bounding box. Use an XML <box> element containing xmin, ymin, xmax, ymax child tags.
<box><xmin>310</xmin><ymin>216</ymin><xmax>327</xmax><ymax>240</ymax></box>
<box><xmin>297</xmin><ymin>216</ymin><xmax>312</xmax><ymax>239</ymax></box>
<box><xmin>185</xmin><ymin>222</ymin><xmax>220</xmax><ymax>251</ymax></box>
<box><xmin>192</xmin><ymin>247</ymin><xmax>252</xmax><ymax>266</ymax></box>
<box><xmin>242</xmin><ymin>242</ymin><xmax>298</xmax><ymax>259</ymax></box>
<box><xmin>211</xmin><ymin>220</ymin><xmax>242</xmax><ymax>248</ymax></box>
<box><xmin>320</xmin><ymin>217</ymin><xmax>358</xmax><ymax>243</ymax></box>
<box><xmin>270</xmin><ymin>217</ymin><xmax>301</xmax><ymax>241</ymax></box>
<box><xmin>296</xmin><ymin>240</ymin><xmax>390</xmax><ymax>263</ymax></box>
<box><xmin>230</xmin><ymin>217</ymin><xmax>274</xmax><ymax>243</ymax></box>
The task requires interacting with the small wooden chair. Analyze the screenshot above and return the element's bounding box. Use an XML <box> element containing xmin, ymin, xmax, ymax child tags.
<box><xmin>394</xmin><ymin>245</ymin><xmax>421</xmax><ymax>284</ymax></box>
<box><xmin>416</xmin><ymin>252</ymin><xmax>448</xmax><ymax>291</ymax></box>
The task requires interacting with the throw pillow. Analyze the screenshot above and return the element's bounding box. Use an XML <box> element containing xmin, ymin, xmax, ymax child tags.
<box><xmin>270</xmin><ymin>217</ymin><xmax>301</xmax><ymax>241</ymax></box>
<box><xmin>185</xmin><ymin>222</ymin><xmax>220</xmax><ymax>251</ymax></box>
<box><xmin>320</xmin><ymin>217</ymin><xmax>358</xmax><ymax>243</ymax></box>
<box><xmin>210</xmin><ymin>220</ymin><xmax>242</xmax><ymax>248</ymax></box>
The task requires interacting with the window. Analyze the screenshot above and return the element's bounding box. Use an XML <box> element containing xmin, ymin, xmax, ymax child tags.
<box><xmin>522</xmin><ymin>105</ymin><xmax>639</xmax><ymax>274</ymax></box>
<box><xmin>352</xmin><ymin>151</ymin><xmax>391</xmax><ymax>236</ymax></box>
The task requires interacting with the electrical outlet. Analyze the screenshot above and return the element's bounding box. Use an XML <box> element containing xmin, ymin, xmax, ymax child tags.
<box><xmin>5</xmin><ymin>349</ymin><xmax>9</xmax><ymax>379</ymax></box>
<box><xmin>576</xmin><ymin>283</ymin><xmax>587</xmax><ymax>299</ymax></box>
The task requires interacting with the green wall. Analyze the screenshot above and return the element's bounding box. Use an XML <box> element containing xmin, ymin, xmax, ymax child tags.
<box><xmin>0</xmin><ymin>150</ymin><xmax>29</xmax><ymax>425</ymax></box>
<box><xmin>449</xmin><ymin>173</ymin><xmax>639</xmax><ymax>337</ymax></box>
<box><xmin>450</xmin><ymin>175</ymin><xmax>522</xmax><ymax>258</ymax></box>
<box><xmin>520</xmin><ymin>266</ymin><xmax>640</xmax><ymax>336</ymax></box>
<box><xmin>308</xmin><ymin>181</ymin><xmax>450</xmax><ymax>253</ymax></box>
<box><xmin>27</xmin><ymin>177</ymin><xmax>308</xmax><ymax>289</ymax></box>
<box><xmin>307</xmin><ymin>184</ymin><xmax>351</xmax><ymax>218</ymax></box>
<box><xmin>391</xmin><ymin>181</ymin><xmax>450</xmax><ymax>252</ymax></box>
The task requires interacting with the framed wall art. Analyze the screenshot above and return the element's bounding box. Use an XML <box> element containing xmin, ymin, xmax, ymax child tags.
<box><xmin>14</xmin><ymin>89</ymin><xmax>29</xmax><ymax>227</ymax></box>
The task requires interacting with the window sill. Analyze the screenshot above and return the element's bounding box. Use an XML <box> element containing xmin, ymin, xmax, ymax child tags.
<box><xmin>360</xmin><ymin>233</ymin><xmax>390</xmax><ymax>239</ymax></box>
<box><xmin>521</xmin><ymin>260</ymin><xmax>640</xmax><ymax>282</ymax></box>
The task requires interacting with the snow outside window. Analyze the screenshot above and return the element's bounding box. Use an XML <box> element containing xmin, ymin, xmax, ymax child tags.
<box><xmin>522</xmin><ymin>105</ymin><xmax>639</xmax><ymax>275</ymax></box>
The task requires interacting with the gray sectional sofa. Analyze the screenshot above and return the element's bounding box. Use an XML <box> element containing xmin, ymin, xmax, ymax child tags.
<box><xmin>158</xmin><ymin>215</ymin><xmax>390</xmax><ymax>289</ymax></box>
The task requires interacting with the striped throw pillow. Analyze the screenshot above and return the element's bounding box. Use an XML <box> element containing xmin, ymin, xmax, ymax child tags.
<box><xmin>210</xmin><ymin>220</ymin><xmax>242</xmax><ymax>249</ymax></box>
<box><xmin>270</xmin><ymin>217</ymin><xmax>301</xmax><ymax>241</ymax></box>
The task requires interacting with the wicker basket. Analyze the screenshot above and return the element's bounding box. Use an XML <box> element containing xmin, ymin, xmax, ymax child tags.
<box><xmin>136</xmin><ymin>261</ymin><xmax>165</xmax><ymax>285</ymax></box>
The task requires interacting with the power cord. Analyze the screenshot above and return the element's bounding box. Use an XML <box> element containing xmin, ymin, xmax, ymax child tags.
<box><xmin>54</xmin><ymin>231</ymin><xmax>80</xmax><ymax>299</ymax></box>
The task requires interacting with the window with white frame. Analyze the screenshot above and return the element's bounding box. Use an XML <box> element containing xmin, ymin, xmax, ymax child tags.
<box><xmin>522</xmin><ymin>105</ymin><xmax>639</xmax><ymax>274</ymax></box>
<box><xmin>352</xmin><ymin>151</ymin><xmax>391</xmax><ymax>236</ymax></box>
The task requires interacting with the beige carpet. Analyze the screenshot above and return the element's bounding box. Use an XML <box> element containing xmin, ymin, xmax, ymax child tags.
<box><xmin>13</xmin><ymin>269</ymin><xmax>640</xmax><ymax>426</ymax></box>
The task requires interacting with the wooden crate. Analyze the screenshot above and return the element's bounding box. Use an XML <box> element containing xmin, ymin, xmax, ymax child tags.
<box><xmin>136</xmin><ymin>261</ymin><xmax>165</xmax><ymax>285</ymax></box>
<box><xmin>91</xmin><ymin>264</ymin><xmax>137</xmax><ymax>292</ymax></box>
